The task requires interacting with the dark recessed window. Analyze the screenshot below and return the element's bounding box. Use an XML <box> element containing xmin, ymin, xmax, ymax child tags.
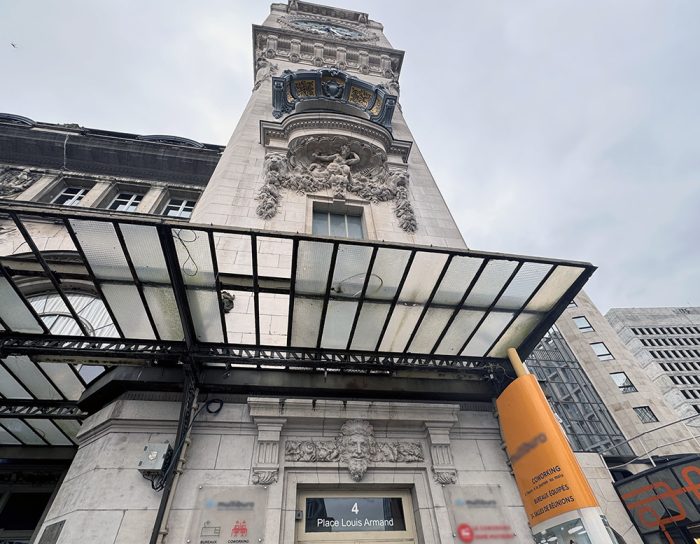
<box><xmin>590</xmin><ymin>342</ymin><xmax>614</xmax><ymax>361</ymax></box>
<box><xmin>108</xmin><ymin>192</ymin><xmax>143</xmax><ymax>212</ymax></box>
<box><xmin>312</xmin><ymin>209</ymin><xmax>363</xmax><ymax>239</ymax></box>
<box><xmin>633</xmin><ymin>406</ymin><xmax>659</xmax><ymax>424</ymax></box>
<box><xmin>52</xmin><ymin>186</ymin><xmax>87</xmax><ymax>206</ymax></box>
<box><xmin>164</xmin><ymin>198</ymin><xmax>196</xmax><ymax>219</ymax></box>
<box><xmin>573</xmin><ymin>316</ymin><xmax>594</xmax><ymax>332</ymax></box>
<box><xmin>610</xmin><ymin>372</ymin><xmax>637</xmax><ymax>393</ymax></box>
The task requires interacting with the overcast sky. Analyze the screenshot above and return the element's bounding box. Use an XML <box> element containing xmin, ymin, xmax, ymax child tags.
<box><xmin>1</xmin><ymin>1</ymin><xmax>698</xmax><ymax>313</ymax></box>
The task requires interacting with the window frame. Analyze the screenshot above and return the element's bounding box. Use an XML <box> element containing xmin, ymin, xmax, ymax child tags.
<box><xmin>107</xmin><ymin>191</ymin><xmax>144</xmax><ymax>212</ymax></box>
<box><xmin>40</xmin><ymin>176</ymin><xmax>95</xmax><ymax>206</ymax></box>
<box><xmin>308</xmin><ymin>199</ymin><xmax>369</xmax><ymax>240</ymax></box>
<box><xmin>610</xmin><ymin>372</ymin><xmax>637</xmax><ymax>394</ymax></box>
<box><xmin>51</xmin><ymin>186</ymin><xmax>89</xmax><ymax>207</ymax></box>
<box><xmin>162</xmin><ymin>197</ymin><xmax>197</xmax><ymax>219</ymax></box>
<box><xmin>633</xmin><ymin>406</ymin><xmax>659</xmax><ymax>424</ymax></box>
<box><xmin>590</xmin><ymin>342</ymin><xmax>614</xmax><ymax>361</ymax></box>
<box><xmin>572</xmin><ymin>315</ymin><xmax>594</xmax><ymax>332</ymax></box>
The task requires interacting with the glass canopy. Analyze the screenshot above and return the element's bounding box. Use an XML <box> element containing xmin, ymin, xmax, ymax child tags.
<box><xmin>0</xmin><ymin>200</ymin><xmax>595</xmax><ymax>445</ymax></box>
<box><xmin>0</xmin><ymin>201</ymin><xmax>594</xmax><ymax>367</ymax></box>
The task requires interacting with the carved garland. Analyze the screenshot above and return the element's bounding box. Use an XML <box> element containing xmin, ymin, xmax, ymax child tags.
<box><xmin>285</xmin><ymin>419</ymin><xmax>424</xmax><ymax>482</ymax></box>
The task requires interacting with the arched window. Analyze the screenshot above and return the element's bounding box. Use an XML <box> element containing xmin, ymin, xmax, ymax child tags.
<box><xmin>28</xmin><ymin>292</ymin><xmax>117</xmax><ymax>337</ymax></box>
<box><xmin>27</xmin><ymin>292</ymin><xmax>117</xmax><ymax>382</ymax></box>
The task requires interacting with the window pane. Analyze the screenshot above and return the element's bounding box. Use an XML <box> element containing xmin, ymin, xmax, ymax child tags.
<box><xmin>312</xmin><ymin>211</ymin><xmax>328</xmax><ymax>235</ymax></box>
<box><xmin>610</xmin><ymin>372</ymin><xmax>637</xmax><ymax>393</ymax></box>
<box><xmin>164</xmin><ymin>198</ymin><xmax>196</xmax><ymax>218</ymax></box>
<box><xmin>329</xmin><ymin>212</ymin><xmax>346</xmax><ymax>236</ymax></box>
<box><xmin>634</xmin><ymin>406</ymin><xmax>658</xmax><ymax>423</ymax></box>
<box><xmin>591</xmin><ymin>342</ymin><xmax>613</xmax><ymax>360</ymax></box>
<box><xmin>109</xmin><ymin>192</ymin><xmax>142</xmax><ymax>212</ymax></box>
<box><xmin>347</xmin><ymin>215</ymin><xmax>363</xmax><ymax>239</ymax></box>
<box><xmin>53</xmin><ymin>187</ymin><xmax>87</xmax><ymax>206</ymax></box>
<box><xmin>573</xmin><ymin>316</ymin><xmax>593</xmax><ymax>331</ymax></box>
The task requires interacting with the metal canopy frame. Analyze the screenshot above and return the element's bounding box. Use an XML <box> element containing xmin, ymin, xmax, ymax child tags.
<box><xmin>0</xmin><ymin>200</ymin><xmax>595</xmax><ymax>372</ymax></box>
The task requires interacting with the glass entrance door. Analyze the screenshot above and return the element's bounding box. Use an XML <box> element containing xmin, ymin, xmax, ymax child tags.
<box><xmin>295</xmin><ymin>489</ymin><xmax>417</xmax><ymax>544</ymax></box>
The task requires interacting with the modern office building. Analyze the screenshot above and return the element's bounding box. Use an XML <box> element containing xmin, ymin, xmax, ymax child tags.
<box><xmin>0</xmin><ymin>2</ymin><xmax>694</xmax><ymax>543</ymax></box>
<box><xmin>606</xmin><ymin>306</ymin><xmax>700</xmax><ymax>424</ymax></box>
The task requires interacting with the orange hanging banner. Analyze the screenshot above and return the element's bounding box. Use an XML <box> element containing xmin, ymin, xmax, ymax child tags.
<box><xmin>496</xmin><ymin>374</ymin><xmax>599</xmax><ymax>525</ymax></box>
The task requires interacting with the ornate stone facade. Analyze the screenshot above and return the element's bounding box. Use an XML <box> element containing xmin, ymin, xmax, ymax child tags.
<box><xmin>285</xmin><ymin>419</ymin><xmax>424</xmax><ymax>481</ymax></box>
<box><xmin>255</xmin><ymin>136</ymin><xmax>417</xmax><ymax>232</ymax></box>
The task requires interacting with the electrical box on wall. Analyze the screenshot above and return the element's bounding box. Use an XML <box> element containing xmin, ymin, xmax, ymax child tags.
<box><xmin>137</xmin><ymin>442</ymin><xmax>173</xmax><ymax>478</ymax></box>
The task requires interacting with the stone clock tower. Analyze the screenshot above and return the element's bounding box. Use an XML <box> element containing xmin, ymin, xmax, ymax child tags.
<box><xmin>192</xmin><ymin>1</ymin><xmax>466</xmax><ymax>250</ymax></box>
<box><xmin>20</xmin><ymin>2</ymin><xmax>632</xmax><ymax>544</ymax></box>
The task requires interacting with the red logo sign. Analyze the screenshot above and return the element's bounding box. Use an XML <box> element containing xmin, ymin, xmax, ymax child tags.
<box><xmin>457</xmin><ymin>523</ymin><xmax>474</xmax><ymax>543</ymax></box>
<box><xmin>231</xmin><ymin>520</ymin><xmax>248</xmax><ymax>537</ymax></box>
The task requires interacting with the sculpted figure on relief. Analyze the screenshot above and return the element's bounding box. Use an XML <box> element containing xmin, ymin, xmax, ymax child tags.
<box><xmin>255</xmin><ymin>138</ymin><xmax>418</xmax><ymax>233</ymax></box>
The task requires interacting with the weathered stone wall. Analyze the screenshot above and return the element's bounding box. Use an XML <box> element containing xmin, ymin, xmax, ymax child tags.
<box><xmin>35</xmin><ymin>397</ymin><xmax>535</xmax><ymax>544</ymax></box>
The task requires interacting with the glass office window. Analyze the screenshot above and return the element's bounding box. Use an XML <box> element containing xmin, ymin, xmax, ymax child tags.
<box><xmin>633</xmin><ymin>406</ymin><xmax>658</xmax><ymax>424</ymax></box>
<box><xmin>591</xmin><ymin>342</ymin><xmax>614</xmax><ymax>360</ymax></box>
<box><xmin>610</xmin><ymin>372</ymin><xmax>637</xmax><ymax>393</ymax></box>
<box><xmin>573</xmin><ymin>316</ymin><xmax>594</xmax><ymax>332</ymax></box>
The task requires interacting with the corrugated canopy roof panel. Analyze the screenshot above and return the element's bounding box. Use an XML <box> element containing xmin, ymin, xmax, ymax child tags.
<box><xmin>0</xmin><ymin>201</ymin><xmax>595</xmax><ymax>372</ymax></box>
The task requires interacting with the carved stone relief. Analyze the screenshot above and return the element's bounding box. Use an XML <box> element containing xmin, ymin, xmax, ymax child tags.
<box><xmin>251</xmin><ymin>418</ymin><xmax>285</xmax><ymax>486</ymax></box>
<box><xmin>255</xmin><ymin>136</ymin><xmax>417</xmax><ymax>232</ymax></box>
<box><xmin>285</xmin><ymin>419</ymin><xmax>424</xmax><ymax>482</ymax></box>
<box><xmin>253</xmin><ymin>56</ymin><xmax>279</xmax><ymax>91</ymax></box>
<box><xmin>426</xmin><ymin>422</ymin><xmax>458</xmax><ymax>485</ymax></box>
<box><xmin>0</xmin><ymin>167</ymin><xmax>43</xmax><ymax>197</ymax></box>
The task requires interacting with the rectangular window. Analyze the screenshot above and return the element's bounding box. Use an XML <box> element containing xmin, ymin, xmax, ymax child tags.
<box><xmin>573</xmin><ymin>316</ymin><xmax>594</xmax><ymax>332</ymax></box>
<box><xmin>312</xmin><ymin>209</ymin><xmax>363</xmax><ymax>239</ymax></box>
<box><xmin>590</xmin><ymin>342</ymin><xmax>613</xmax><ymax>360</ymax></box>
<box><xmin>52</xmin><ymin>187</ymin><xmax>87</xmax><ymax>206</ymax></box>
<box><xmin>108</xmin><ymin>192</ymin><xmax>143</xmax><ymax>212</ymax></box>
<box><xmin>163</xmin><ymin>198</ymin><xmax>196</xmax><ymax>218</ymax></box>
<box><xmin>634</xmin><ymin>406</ymin><xmax>658</xmax><ymax>424</ymax></box>
<box><xmin>567</xmin><ymin>300</ymin><xmax>577</xmax><ymax>309</ymax></box>
<box><xmin>610</xmin><ymin>372</ymin><xmax>637</xmax><ymax>393</ymax></box>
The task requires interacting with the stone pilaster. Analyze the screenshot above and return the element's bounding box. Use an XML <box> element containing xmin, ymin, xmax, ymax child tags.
<box><xmin>251</xmin><ymin>417</ymin><xmax>286</xmax><ymax>485</ymax></box>
<box><xmin>425</xmin><ymin>421</ymin><xmax>457</xmax><ymax>485</ymax></box>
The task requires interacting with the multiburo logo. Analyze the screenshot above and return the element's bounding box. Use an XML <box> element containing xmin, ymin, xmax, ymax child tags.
<box><xmin>510</xmin><ymin>433</ymin><xmax>547</xmax><ymax>464</ymax></box>
<box><xmin>204</xmin><ymin>499</ymin><xmax>255</xmax><ymax>510</ymax></box>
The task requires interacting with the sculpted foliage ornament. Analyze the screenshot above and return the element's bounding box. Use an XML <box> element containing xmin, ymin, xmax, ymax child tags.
<box><xmin>0</xmin><ymin>168</ymin><xmax>42</xmax><ymax>197</ymax></box>
<box><xmin>255</xmin><ymin>138</ymin><xmax>417</xmax><ymax>233</ymax></box>
<box><xmin>285</xmin><ymin>419</ymin><xmax>424</xmax><ymax>482</ymax></box>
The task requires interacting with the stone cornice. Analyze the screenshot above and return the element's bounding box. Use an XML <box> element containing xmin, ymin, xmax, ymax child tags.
<box><xmin>260</xmin><ymin>113</ymin><xmax>412</xmax><ymax>163</ymax></box>
<box><xmin>252</xmin><ymin>24</ymin><xmax>404</xmax><ymax>79</ymax></box>
<box><xmin>248</xmin><ymin>397</ymin><xmax>460</xmax><ymax>423</ymax></box>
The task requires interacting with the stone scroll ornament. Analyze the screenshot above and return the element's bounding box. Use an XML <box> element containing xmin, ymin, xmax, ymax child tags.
<box><xmin>255</xmin><ymin>137</ymin><xmax>417</xmax><ymax>233</ymax></box>
<box><xmin>285</xmin><ymin>419</ymin><xmax>424</xmax><ymax>482</ymax></box>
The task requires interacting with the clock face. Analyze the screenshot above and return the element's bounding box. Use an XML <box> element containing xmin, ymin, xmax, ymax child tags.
<box><xmin>290</xmin><ymin>20</ymin><xmax>364</xmax><ymax>39</ymax></box>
